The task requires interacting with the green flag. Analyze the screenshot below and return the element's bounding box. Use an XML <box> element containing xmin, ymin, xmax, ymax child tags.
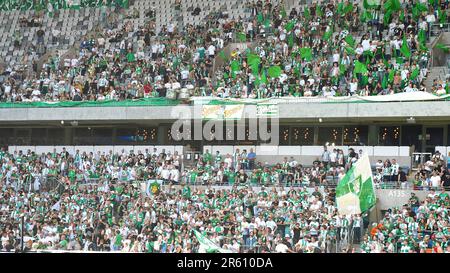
<box><xmin>236</xmin><ymin>32</ymin><xmax>246</xmax><ymax>42</ymax></box>
<box><xmin>381</xmin><ymin>74</ymin><xmax>388</xmax><ymax>88</ymax></box>
<box><xmin>345</xmin><ymin>35</ymin><xmax>356</xmax><ymax>48</ymax></box>
<box><xmin>336</xmin><ymin>155</ymin><xmax>376</xmax><ymax>215</ymax></box>
<box><xmin>399</xmin><ymin>9</ymin><xmax>405</xmax><ymax>22</ymax></box>
<box><xmin>281</xmin><ymin>7</ymin><xmax>287</xmax><ymax>18</ymax></box>
<box><xmin>230</xmin><ymin>60</ymin><xmax>240</xmax><ymax>72</ymax></box>
<box><xmin>354</xmin><ymin>60</ymin><xmax>367</xmax><ymax>75</ymax></box>
<box><xmin>288</xmin><ymin>33</ymin><xmax>294</xmax><ymax>48</ymax></box>
<box><xmin>323</xmin><ymin>28</ymin><xmax>333</xmax><ymax>41</ymax></box>
<box><xmin>345</xmin><ymin>46</ymin><xmax>356</xmax><ymax>55</ymax></box>
<box><xmin>361</xmin><ymin>75</ymin><xmax>369</xmax><ymax>86</ymax></box>
<box><xmin>343</xmin><ymin>3</ymin><xmax>354</xmax><ymax>14</ymax></box>
<box><xmin>337</xmin><ymin>3</ymin><xmax>344</xmax><ymax>15</ymax></box>
<box><xmin>303</xmin><ymin>8</ymin><xmax>310</xmax><ymax>20</ymax></box>
<box><xmin>300</xmin><ymin>47</ymin><xmax>313</xmax><ymax>61</ymax></box>
<box><xmin>285</xmin><ymin>20</ymin><xmax>296</xmax><ymax>32</ymax></box>
<box><xmin>339</xmin><ymin>64</ymin><xmax>347</xmax><ymax>75</ymax></box>
<box><xmin>193</xmin><ymin>230</ymin><xmax>233</xmax><ymax>253</ymax></box>
<box><xmin>416</xmin><ymin>2</ymin><xmax>428</xmax><ymax>12</ymax></box>
<box><xmin>261</xmin><ymin>69</ymin><xmax>268</xmax><ymax>84</ymax></box>
<box><xmin>384</xmin><ymin>10</ymin><xmax>393</xmax><ymax>25</ymax></box>
<box><xmin>268</xmin><ymin>66</ymin><xmax>282</xmax><ymax>78</ymax></box>
<box><xmin>384</xmin><ymin>0</ymin><xmax>401</xmax><ymax>12</ymax></box>
<box><xmin>388</xmin><ymin>69</ymin><xmax>396</xmax><ymax>83</ymax></box>
<box><xmin>247</xmin><ymin>53</ymin><xmax>261</xmax><ymax>76</ymax></box>
<box><xmin>254</xmin><ymin>75</ymin><xmax>261</xmax><ymax>86</ymax></box>
<box><xmin>361</xmin><ymin>10</ymin><xmax>373</xmax><ymax>22</ymax></box>
<box><xmin>400</xmin><ymin>35</ymin><xmax>411</xmax><ymax>58</ymax></box>
<box><xmin>218</xmin><ymin>50</ymin><xmax>227</xmax><ymax>61</ymax></box>
<box><xmin>412</xmin><ymin>6</ymin><xmax>420</xmax><ymax>19</ymax></box>
<box><xmin>257</xmin><ymin>13</ymin><xmax>264</xmax><ymax>23</ymax></box>
<box><xmin>316</xmin><ymin>4</ymin><xmax>323</xmax><ymax>17</ymax></box>
<box><xmin>410</xmin><ymin>67</ymin><xmax>420</xmax><ymax>80</ymax></box>
<box><xmin>418</xmin><ymin>29</ymin><xmax>426</xmax><ymax>46</ymax></box>
<box><xmin>247</xmin><ymin>53</ymin><xmax>260</xmax><ymax>66</ymax></box>
<box><xmin>436</xmin><ymin>43</ymin><xmax>450</xmax><ymax>53</ymax></box>
<box><xmin>364</xmin><ymin>0</ymin><xmax>380</xmax><ymax>9</ymax></box>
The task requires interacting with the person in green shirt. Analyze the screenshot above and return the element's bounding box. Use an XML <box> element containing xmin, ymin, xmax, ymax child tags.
<box><xmin>203</xmin><ymin>149</ymin><xmax>212</xmax><ymax>165</ymax></box>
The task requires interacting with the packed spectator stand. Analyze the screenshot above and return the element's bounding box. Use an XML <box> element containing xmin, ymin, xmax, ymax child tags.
<box><xmin>0</xmin><ymin>0</ymin><xmax>449</xmax><ymax>103</ymax></box>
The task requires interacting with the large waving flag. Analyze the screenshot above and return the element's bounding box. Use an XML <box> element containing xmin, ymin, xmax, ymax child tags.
<box><xmin>336</xmin><ymin>154</ymin><xmax>376</xmax><ymax>215</ymax></box>
<box><xmin>400</xmin><ymin>35</ymin><xmax>411</xmax><ymax>58</ymax></box>
<box><xmin>194</xmin><ymin>230</ymin><xmax>233</xmax><ymax>253</ymax></box>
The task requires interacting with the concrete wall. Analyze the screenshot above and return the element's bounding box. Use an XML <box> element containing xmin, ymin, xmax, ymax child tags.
<box><xmin>432</xmin><ymin>32</ymin><xmax>450</xmax><ymax>67</ymax></box>
<box><xmin>435</xmin><ymin>146</ymin><xmax>450</xmax><ymax>157</ymax></box>
<box><xmin>204</xmin><ymin>145</ymin><xmax>412</xmax><ymax>167</ymax></box>
<box><xmin>368</xmin><ymin>189</ymin><xmax>448</xmax><ymax>223</ymax></box>
<box><xmin>1</xmin><ymin>101</ymin><xmax>450</xmax><ymax>123</ymax></box>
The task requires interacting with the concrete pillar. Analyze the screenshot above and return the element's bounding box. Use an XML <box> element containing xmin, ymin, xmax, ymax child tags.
<box><xmin>157</xmin><ymin>124</ymin><xmax>166</xmax><ymax>145</ymax></box>
<box><xmin>313</xmin><ymin>126</ymin><xmax>319</xmax><ymax>145</ymax></box>
<box><xmin>368</xmin><ymin>125</ymin><xmax>378</xmax><ymax>146</ymax></box>
<box><xmin>64</xmin><ymin>128</ymin><xmax>72</xmax><ymax>145</ymax></box>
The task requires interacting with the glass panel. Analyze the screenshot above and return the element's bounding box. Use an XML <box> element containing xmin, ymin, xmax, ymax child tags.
<box><xmin>343</xmin><ymin>126</ymin><xmax>368</xmax><ymax>146</ymax></box>
<box><xmin>0</xmin><ymin>128</ymin><xmax>14</xmax><ymax>146</ymax></box>
<box><xmin>318</xmin><ymin>127</ymin><xmax>342</xmax><ymax>146</ymax></box>
<box><xmin>47</xmin><ymin>128</ymin><xmax>65</xmax><ymax>145</ymax></box>
<box><xmin>15</xmin><ymin>129</ymin><xmax>31</xmax><ymax>145</ymax></box>
<box><xmin>291</xmin><ymin>127</ymin><xmax>314</xmax><ymax>145</ymax></box>
<box><xmin>401</xmin><ymin>125</ymin><xmax>422</xmax><ymax>152</ymax></box>
<box><xmin>31</xmin><ymin>128</ymin><xmax>47</xmax><ymax>145</ymax></box>
<box><xmin>279</xmin><ymin>126</ymin><xmax>290</xmax><ymax>145</ymax></box>
<box><xmin>378</xmin><ymin>126</ymin><xmax>400</xmax><ymax>146</ymax></box>
<box><xmin>116</xmin><ymin>128</ymin><xmax>138</xmax><ymax>144</ymax></box>
<box><xmin>91</xmin><ymin>128</ymin><xmax>113</xmax><ymax>145</ymax></box>
<box><xmin>74</xmin><ymin>128</ymin><xmax>94</xmax><ymax>145</ymax></box>
<box><xmin>425</xmin><ymin>127</ymin><xmax>444</xmax><ymax>146</ymax></box>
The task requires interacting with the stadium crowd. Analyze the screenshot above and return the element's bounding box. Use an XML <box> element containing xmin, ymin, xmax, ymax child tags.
<box><xmin>1</xmin><ymin>0</ymin><xmax>449</xmax><ymax>103</ymax></box>
<box><xmin>0</xmin><ymin>146</ymin><xmax>449</xmax><ymax>252</ymax></box>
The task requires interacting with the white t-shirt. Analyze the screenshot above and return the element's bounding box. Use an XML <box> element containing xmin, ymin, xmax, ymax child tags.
<box><xmin>426</xmin><ymin>14</ymin><xmax>436</xmax><ymax>23</ymax></box>
<box><xmin>207</xmin><ymin>45</ymin><xmax>215</xmax><ymax>56</ymax></box>
<box><xmin>430</xmin><ymin>176</ymin><xmax>441</xmax><ymax>187</ymax></box>
<box><xmin>275</xmin><ymin>243</ymin><xmax>289</xmax><ymax>253</ymax></box>
<box><xmin>332</xmin><ymin>53</ymin><xmax>340</xmax><ymax>63</ymax></box>
<box><xmin>362</xmin><ymin>39</ymin><xmax>371</xmax><ymax>51</ymax></box>
<box><xmin>330</xmin><ymin>152</ymin><xmax>337</xmax><ymax>162</ymax></box>
<box><xmin>349</xmin><ymin>82</ymin><xmax>358</xmax><ymax>94</ymax></box>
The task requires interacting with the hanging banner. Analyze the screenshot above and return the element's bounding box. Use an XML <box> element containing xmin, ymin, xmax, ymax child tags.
<box><xmin>223</xmin><ymin>105</ymin><xmax>245</xmax><ymax>119</ymax></box>
<box><xmin>202</xmin><ymin>105</ymin><xmax>244</xmax><ymax>120</ymax></box>
<box><xmin>256</xmin><ymin>104</ymin><xmax>278</xmax><ymax>117</ymax></box>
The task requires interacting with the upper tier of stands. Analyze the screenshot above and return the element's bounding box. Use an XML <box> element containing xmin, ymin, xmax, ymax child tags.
<box><xmin>0</xmin><ymin>0</ymin><xmax>449</xmax><ymax>104</ymax></box>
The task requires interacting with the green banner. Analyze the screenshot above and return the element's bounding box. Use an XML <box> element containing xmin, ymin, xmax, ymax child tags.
<box><xmin>0</xmin><ymin>98</ymin><xmax>180</xmax><ymax>108</ymax></box>
<box><xmin>336</xmin><ymin>155</ymin><xmax>376</xmax><ymax>215</ymax></box>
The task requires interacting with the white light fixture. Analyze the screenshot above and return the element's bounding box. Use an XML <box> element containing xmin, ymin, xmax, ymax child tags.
<box><xmin>406</xmin><ymin>117</ymin><xmax>416</xmax><ymax>124</ymax></box>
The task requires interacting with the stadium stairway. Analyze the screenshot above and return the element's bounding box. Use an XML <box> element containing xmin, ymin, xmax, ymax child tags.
<box><xmin>423</xmin><ymin>66</ymin><xmax>449</xmax><ymax>88</ymax></box>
